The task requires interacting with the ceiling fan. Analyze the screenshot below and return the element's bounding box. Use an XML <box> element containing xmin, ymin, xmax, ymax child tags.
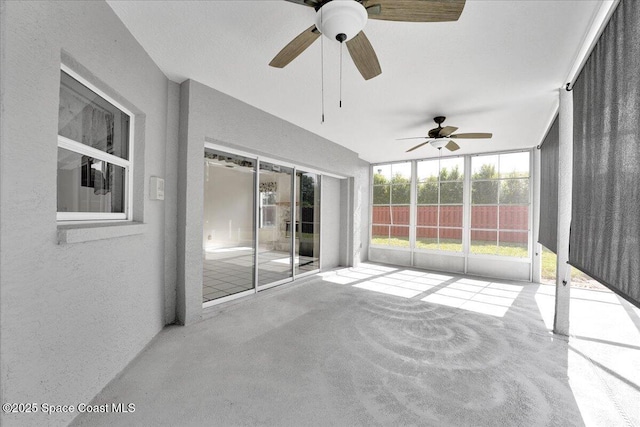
<box><xmin>270</xmin><ymin>0</ymin><xmax>466</xmax><ymax>80</ymax></box>
<box><xmin>399</xmin><ymin>116</ymin><xmax>493</xmax><ymax>152</ymax></box>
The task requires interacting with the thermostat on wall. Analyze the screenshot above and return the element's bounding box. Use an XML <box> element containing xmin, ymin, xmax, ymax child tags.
<box><xmin>150</xmin><ymin>176</ymin><xmax>165</xmax><ymax>201</ymax></box>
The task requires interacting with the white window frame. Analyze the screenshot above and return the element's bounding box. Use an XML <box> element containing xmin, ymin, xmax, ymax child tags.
<box><xmin>369</xmin><ymin>149</ymin><xmax>533</xmax><ymax>260</ymax></box>
<box><xmin>57</xmin><ymin>65</ymin><xmax>134</xmax><ymax>222</ymax></box>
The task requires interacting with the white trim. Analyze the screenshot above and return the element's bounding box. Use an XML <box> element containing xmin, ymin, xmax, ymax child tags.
<box><xmin>57</xmin><ymin>212</ymin><xmax>127</xmax><ymax>221</ymax></box>
<box><xmin>58</xmin><ymin>136</ymin><xmax>130</xmax><ymax>168</ymax></box>
<box><xmin>61</xmin><ymin>64</ymin><xmax>134</xmax><ymax>118</ymax></box>
<box><xmin>57</xmin><ymin>66</ymin><xmax>135</xmax><ymax>222</ymax></box>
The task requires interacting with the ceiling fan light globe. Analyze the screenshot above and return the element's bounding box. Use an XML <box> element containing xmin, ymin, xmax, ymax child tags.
<box><xmin>430</xmin><ymin>139</ymin><xmax>449</xmax><ymax>149</ymax></box>
<box><xmin>315</xmin><ymin>0</ymin><xmax>367</xmax><ymax>42</ymax></box>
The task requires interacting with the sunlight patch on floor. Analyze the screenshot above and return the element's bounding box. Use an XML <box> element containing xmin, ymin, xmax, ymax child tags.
<box><xmin>422</xmin><ymin>278</ymin><xmax>522</xmax><ymax>317</ymax></box>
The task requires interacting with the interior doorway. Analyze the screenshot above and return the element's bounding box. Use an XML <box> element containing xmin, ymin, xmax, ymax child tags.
<box><xmin>203</xmin><ymin>148</ymin><xmax>322</xmax><ymax>305</ymax></box>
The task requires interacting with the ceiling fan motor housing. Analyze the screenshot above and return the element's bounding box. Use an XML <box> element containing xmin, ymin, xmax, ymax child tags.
<box><xmin>315</xmin><ymin>0</ymin><xmax>367</xmax><ymax>42</ymax></box>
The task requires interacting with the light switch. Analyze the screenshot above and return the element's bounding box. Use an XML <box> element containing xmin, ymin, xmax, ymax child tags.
<box><xmin>150</xmin><ymin>176</ymin><xmax>165</xmax><ymax>200</ymax></box>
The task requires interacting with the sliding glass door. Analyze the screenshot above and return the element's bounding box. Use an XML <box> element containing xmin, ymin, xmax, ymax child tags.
<box><xmin>257</xmin><ymin>162</ymin><xmax>294</xmax><ymax>288</ymax></box>
<box><xmin>296</xmin><ymin>171</ymin><xmax>321</xmax><ymax>275</ymax></box>
<box><xmin>202</xmin><ymin>151</ymin><xmax>256</xmax><ymax>303</ymax></box>
<box><xmin>203</xmin><ymin>148</ymin><xmax>322</xmax><ymax>304</ymax></box>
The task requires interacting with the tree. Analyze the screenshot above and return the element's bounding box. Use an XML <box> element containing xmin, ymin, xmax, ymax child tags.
<box><xmin>500</xmin><ymin>172</ymin><xmax>529</xmax><ymax>204</ymax></box>
<box><xmin>472</xmin><ymin>164</ymin><xmax>499</xmax><ymax>204</ymax></box>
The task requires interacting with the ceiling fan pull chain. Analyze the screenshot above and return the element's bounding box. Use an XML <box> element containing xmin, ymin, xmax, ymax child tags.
<box><xmin>339</xmin><ymin>41</ymin><xmax>343</xmax><ymax>108</ymax></box>
<box><xmin>321</xmin><ymin>6</ymin><xmax>325</xmax><ymax>123</ymax></box>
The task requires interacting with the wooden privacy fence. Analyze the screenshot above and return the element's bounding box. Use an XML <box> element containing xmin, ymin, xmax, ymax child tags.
<box><xmin>372</xmin><ymin>205</ymin><xmax>528</xmax><ymax>243</ymax></box>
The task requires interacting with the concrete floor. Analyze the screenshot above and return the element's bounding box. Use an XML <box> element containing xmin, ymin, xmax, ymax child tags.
<box><xmin>72</xmin><ymin>263</ymin><xmax>640</xmax><ymax>426</ymax></box>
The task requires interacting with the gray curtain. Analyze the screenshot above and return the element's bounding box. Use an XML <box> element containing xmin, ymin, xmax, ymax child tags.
<box><xmin>538</xmin><ymin>116</ymin><xmax>559</xmax><ymax>253</ymax></box>
<box><xmin>570</xmin><ymin>0</ymin><xmax>640</xmax><ymax>307</ymax></box>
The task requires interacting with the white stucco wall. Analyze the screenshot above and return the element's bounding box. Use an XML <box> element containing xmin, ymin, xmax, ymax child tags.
<box><xmin>0</xmin><ymin>1</ymin><xmax>177</xmax><ymax>426</ymax></box>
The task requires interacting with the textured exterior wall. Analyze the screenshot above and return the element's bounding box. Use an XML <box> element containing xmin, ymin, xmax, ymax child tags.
<box><xmin>0</xmin><ymin>1</ymin><xmax>176</xmax><ymax>426</ymax></box>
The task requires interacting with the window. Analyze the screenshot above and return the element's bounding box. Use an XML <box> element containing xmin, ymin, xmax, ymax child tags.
<box><xmin>57</xmin><ymin>69</ymin><xmax>133</xmax><ymax>221</ymax></box>
<box><xmin>416</xmin><ymin>157</ymin><xmax>464</xmax><ymax>252</ymax></box>
<box><xmin>470</xmin><ymin>152</ymin><xmax>530</xmax><ymax>257</ymax></box>
<box><xmin>260</xmin><ymin>190</ymin><xmax>277</xmax><ymax>227</ymax></box>
<box><xmin>371</xmin><ymin>162</ymin><xmax>411</xmax><ymax>247</ymax></box>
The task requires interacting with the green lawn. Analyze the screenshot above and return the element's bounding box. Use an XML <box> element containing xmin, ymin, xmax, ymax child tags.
<box><xmin>540</xmin><ymin>246</ymin><xmax>592</xmax><ymax>283</ymax></box>
<box><xmin>372</xmin><ymin>236</ymin><xmax>528</xmax><ymax>257</ymax></box>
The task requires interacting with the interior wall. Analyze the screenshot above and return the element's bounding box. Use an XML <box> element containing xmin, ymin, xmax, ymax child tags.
<box><xmin>0</xmin><ymin>2</ymin><xmax>176</xmax><ymax>426</ymax></box>
<box><xmin>178</xmin><ymin>79</ymin><xmax>369</xmax><ymax>324</ymax></box>
<box><xmin>203</xmin><ymin>164</ymin><xmax>254</xmax><ymax>248</ymax></box>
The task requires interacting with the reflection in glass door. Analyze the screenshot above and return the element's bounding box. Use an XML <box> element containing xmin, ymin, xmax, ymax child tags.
<box><xmin>296</xmin><ymin>171</ymin><xmax>321</xmax><ymax>275</ymax></box>
<box><xmin>202</xmin><ymin>146</ymin><xmax>323</xmax><ymax>304</ymax></box>
<box><xmin>257</xmin><ymin>162</ymin><xmax>294</xmax><ymax>287</ymax></box>
<box><xmin>202</xmin><ymin>151</ymin><xmax>256</xmax><ymax>303</ymax></box>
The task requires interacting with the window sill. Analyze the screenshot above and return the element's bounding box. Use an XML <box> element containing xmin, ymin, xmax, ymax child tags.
<box><xmin>57</xmin><ymin>221</ymin><xmax>146</xmax><ymax>244</ymax></box>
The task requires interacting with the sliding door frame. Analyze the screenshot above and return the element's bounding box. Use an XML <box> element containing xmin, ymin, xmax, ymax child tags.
<box><xmin>203</xmin><ymin>141</ymin><xmax>334</xmax><ymax>305</ymax></box>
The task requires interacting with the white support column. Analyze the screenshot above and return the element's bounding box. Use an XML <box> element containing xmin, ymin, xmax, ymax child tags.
<box><xmin>532</xmin><ymin>148</ymin><xmax>542</xmax><ymax>283</ymax></box>
<box><xmin>409</xmin><ymin>160</ymin><xmax>417</xmax><ymax>266</ymax></box>
<box><xmin>554</xmin><ymin>88</ymin><xmax>573</xmax><ymax>336</ymax></box>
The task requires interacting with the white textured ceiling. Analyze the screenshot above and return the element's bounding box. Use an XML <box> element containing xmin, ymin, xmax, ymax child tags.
<box><xmin>107</xmin><ymin>0</ymin><xmax>603</xmax><ymax>163</ymax></box>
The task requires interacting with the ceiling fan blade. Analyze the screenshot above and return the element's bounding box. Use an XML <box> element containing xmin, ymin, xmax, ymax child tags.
<box><xmin>438</xmin><ymin>126</ymin><xmax>458</xmax><ymax>137</ymax></box>
<box><xmin>396</xmin><ymin>137</ymin><xmax>428</xmax><ymax>141</ymax></box>
<box><xmin>450</xmin><ymin>133</ymin><xmax>493</xmax><ymax>139</ymax></box>
<box><xmin>346</xmin><ymin>31</ymin><xmax>382</xmax><ymax>80</ymax></box>
<box><xmin>365</xmin><ymin>0</ymin><xmax>466</xmax><ymax>22</ymax></box>
<box><xmin>284</xmin><ymin>0</ymin><xmax>319</xmax><ymax>7</ymax></box>
<box><xmin>445</xmin><ymin>140</ymin><xmax>460</xmax><ymax>151</ymax></box>
<box><xmin>269</xmin><ymin>25</ymin><xmax>321</xmax><ymax>68</ymax></box>
<box><xmin>406</xmin><ymin>141</ymin><xmax>431</xmax><ymax>152</ymax></box>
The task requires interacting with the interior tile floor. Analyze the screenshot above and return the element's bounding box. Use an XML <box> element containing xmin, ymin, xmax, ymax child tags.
<box><xmin>203</xmin><ymin>247</ymin><xmax>318</xmax><ymax>302</ymax></box>
<box><xmin>74</xmin><ymin>262</ymin><xmax>639</xmax><ymax>426</ymax></box>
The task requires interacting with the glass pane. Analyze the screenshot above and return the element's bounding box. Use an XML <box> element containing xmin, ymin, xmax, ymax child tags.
<box><xmin>373</xmin><ymin>185</ymin><xmax>390</xmax><ymax>205</ymax></box>
<box><xmin>373</xmin><ymin>164</ymin><xmax>391</xmax><ymax>183</ymax></box>
<box><xmin>57</xmin><ymin>148</ymin><xmax>125</xmax><ymax>214</ymax></box>
<box><xmin>470</xmin><ymin>230</ymin><xmax>498</xmax><ymax>255</ymax></box>
<box><xmin>390</xmin><ymin>206</ymin><xmax>410</xmax><ymax>225</ymax></box>
<box><xmin>371</xmin><ymin>225</ymin><xmax>390</xmax><ymax>246</ymax></box>
<box><xmin>440</xmin><ymin>181</ymin><xmax>463</xmax><ymax>204</ymax></box>
<box><xmin>498</xmin><ymin>231</ymin><xmax>529</xmax><ymax>257</ymax></box>
<box><xmin>391</xmin><ymin>162</ymin><xmax>411</xmax><ymax>180</ymax></box>
<box><xmin>389</xmin><ymin>226</ymin><xmax>410</xmax><ymax>247</ymax></box>
<box><xmin>500</xmin><ymin>179</ymin><xmax>529</xmax><ymax>204</ymax></box>
<box><xmin>439</xmin><ymin>157</ymin><xmax>464</xmax><ymax>181</ymax></box>
<box><xmin>471</xmin><ymin>206</ymin><xmax>498</xmax><ymax>229</ymax></box>
<box><xmin>439</xmin><ymin>205</ymin><xmax>463</xmax><ymax>227</ymax></box>
<box><xmin>296</xmin><ymin>172</ymin><xmax>320</xmax><ymax>274</ymax></box>
<box><xmin>499</xmin><ymin>152</ymin><xmax>530</xmax><ymax>178</ymax></box>
<box><xmin>472</xmin><ymin>155</ymin><xmax>499</xmax><ymax>179</ymax></box>
<box><xmin>258</xmin><ymin>162</ymin><xmax>294</xmax><ymax>286</ymax></box>
<box><xmin>59</xmin><ymin>71</ymin><xmax>129</xmax><ymax>159</ymax></box>
<box><xmin>391</xmin><ymin>183</ymin><xmax>410</xmax><ymax>204</ymax></box>
<box><xmin>203</xmin><ymin>150</ymin><xmax>256</xmax><ymax>303</ymax></box>
<box><xmin>499</xmin><ymin>206</ymin><xmax>529</xmax><ymax>230</ymax></box>
<box><xmin>472</xmin><ymin>181</ymin><xmax>499</xmax><ymax>204</ymax></box>
<box><xmin>416</xmin><ymin>227</ymin><xmax>437</xmax><ymax>249</ymax></box>
<box><xmin>417</xmin><ymin>182</ymin><xmax>438</xmax><ymax>204</ymax></box>
<box><xmin>439</xmin><ymin>228</ymin><xmax>462</xmax><ymax>252</ymax></box>
<box><xmin>417</xmin><ymin>160</ymin><xmax>439</xmax><ymax>182</ymax></box>
<box><xmin>416</xmin><ymin>206</ymin><xmax>437</xmax><ymax>227</ymax></box>
<box><xmin>372</xmin><ymin>205</ymin><xmax>391</xmax><ymax>225</ymax></box>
